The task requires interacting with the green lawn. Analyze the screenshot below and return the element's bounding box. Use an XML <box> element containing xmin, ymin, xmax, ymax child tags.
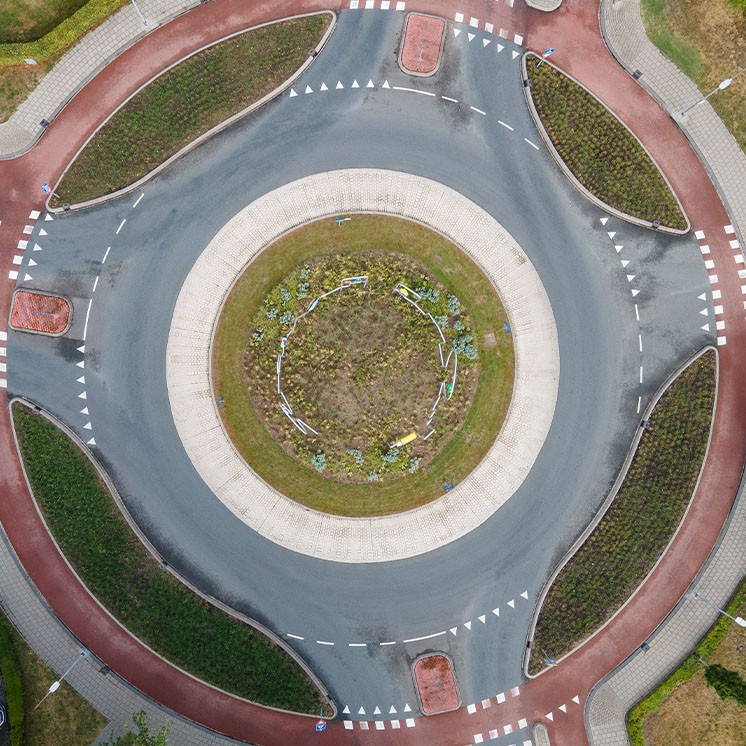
<box><xmin>526</xmin><ymin>54</ymin><xmax>687</xmax><ymax>230</ymax></box>
<box><xmin>214</xmin><ymin>215</ymin><xmax>515</xmax><ymax>516</ymax></box>
<box><xmin>50</xmin><ymin>14</ymin><xmax>331</xmax><ymax>205</ymax></box>
<box><xmin>0</xmin><ymin>0</ymin><xmax>91</xmax><ymax>43</ymax></box>
<box><xmin>529</xmin><ymin>350</ymin><xmax>716</xmax><ymax>674</ymax></box>
<box><xmin>12</xmin><ymin>403</ymin><xmax>329</xmax><ymax>714</ymax></box>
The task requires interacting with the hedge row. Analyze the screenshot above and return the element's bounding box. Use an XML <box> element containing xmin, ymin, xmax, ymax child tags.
<box><xmin>0</xmin><ymin>613</ymin><xmax>24</xmax><ymax>746</ymax></box>
<box><xmin>0</xmin><ymin>0</ymin><xmax>130</xmax><ymax>66</ymax></box>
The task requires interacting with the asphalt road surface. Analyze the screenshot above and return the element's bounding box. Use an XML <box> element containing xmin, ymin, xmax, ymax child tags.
<box><xmin>6</xmin><ymin>10</ymin><xmax>714</xmax><ymax>716</ymax></box>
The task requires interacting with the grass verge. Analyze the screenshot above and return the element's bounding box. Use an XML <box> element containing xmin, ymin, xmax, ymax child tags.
<box><xmin>525</xmin><ymin>54</ymin><xmax>687</xmax><ymax>230</ymax></box>
<box><xmin>627</xmin><ymin>575</ymin><xmax>746</xmax><ymax>745</ymax></box>
<box><xmin>0</xmin><ymin>608</ymin><xmax>108</xmax><ymax>745</ymax></box>
<box><xmin>641</xmin><ymin>0</ymin><xmax>746</xmax><ymax>154</ymax></box>
<box><xmin>529</xmin><ymin>350</ymin><xmax>716</xmax><ymax>674</ymax></box>
<box><xmin>12</xmin><ymin>403</ymin><xmax>328</xmax><ymax>714</ymax></box>
<box><xmin>50</xmin><ymin>14</ymin><xmax>330</xmax><ymax>205</ymax></box>
<box><xmin>0</xmin><ymin>0</ymin><xmax>90</xmax><ymax>44</ymax></box>
<box><xmin>213</xmin><ymin>215</ymin><xmax>514</xmax><ymax>517</ymax></box>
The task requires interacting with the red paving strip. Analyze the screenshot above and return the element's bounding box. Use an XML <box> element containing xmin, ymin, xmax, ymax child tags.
<box><xmin>10</xmin><ymin>291</ymin><xmax>70</xmax><ymax>334</ymax></box>
<box><xmin>401</xmin><ymin>14</ymin><xmax>445</xmax><ymax>74</ymax></box>
<box><xmin>0</xmin><ymin>0</ymin><xmax>745</xmax><ymax>744</ymax></box>
<box><xmin>414</xmin><ymin>655</ymin><xmax>460</xmax><ymax>714</ymax></box>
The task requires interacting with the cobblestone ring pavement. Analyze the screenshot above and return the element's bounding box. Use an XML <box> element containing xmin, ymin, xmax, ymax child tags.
<box><xmin>167</xmin><ymin>168</ymin><xmax>560</xmax><ymax>562</ymax></box>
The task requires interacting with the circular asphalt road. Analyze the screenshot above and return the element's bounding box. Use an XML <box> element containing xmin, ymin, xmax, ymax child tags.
<box><xmin>6</xmin><ymin>9</ymin><xmax>714</xmax><ymax>717</ymax></box>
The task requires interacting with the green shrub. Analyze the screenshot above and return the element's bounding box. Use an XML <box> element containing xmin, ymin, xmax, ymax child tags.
<box><xmin>0</xmin><ymin>615</ymin><xmax>24</xmax><ymax>746</ymax></box>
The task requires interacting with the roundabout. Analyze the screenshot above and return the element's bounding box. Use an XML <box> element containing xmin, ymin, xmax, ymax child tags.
<box><xmin>0</xmin><ymin>1</ymin><xmax>744</xmax><ymax>745</ymax></box>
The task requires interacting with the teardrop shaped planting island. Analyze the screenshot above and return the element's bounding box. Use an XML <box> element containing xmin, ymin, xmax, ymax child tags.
<box><xmin>212</xmin><ymin>215</ymin><xmax>515</xmax><ymax>517</ymax></box>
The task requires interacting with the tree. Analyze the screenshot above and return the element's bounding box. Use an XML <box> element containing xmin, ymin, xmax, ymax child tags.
<box><xmin>103</xmin><ymin>711</ymin><xmax>173</xmax><ymax>746</ymax></box>
<box><xmin>704</xmin><ymin>664</ymin><xmax>746</xmax><ymax>706</ymax></box>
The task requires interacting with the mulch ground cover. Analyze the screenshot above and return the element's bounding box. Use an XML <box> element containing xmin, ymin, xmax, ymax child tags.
<box><xmin>529</xmin><ymin>350</ymin><xmax>716</xmax><ymax>674</ymax></box>
<box><xmin>526</xmin><ymin>55</ymin><xmax>687</xmax><ymax>231</ymax></box>
<box><xmin>50</xmin><ymin>13</ymin><xmax>330</xmax><ymax>205</ymax></box>
<box><xmin>12</xmin><ymin>403</ymin><xmax>328</xmax><ymax>715</ymax></box>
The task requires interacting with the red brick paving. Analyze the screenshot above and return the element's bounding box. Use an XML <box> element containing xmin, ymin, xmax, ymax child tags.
<box><xmin>401</xmin><ymin>14</ymin><xmax>444</xmax><ymax>74</ymax></box>
<box><xmin>414</xmin><ymin>655</ymin><xmax>460</xmax><ymax>714</ymax></box>
<box><xmin>10</xmin><ymin>291</ymin><xmax>70</xmax><ymax>334</ymax></box>
<box><xmin>0</xmin><ymin>0</ymin><xmax>744</xmax><ymax>744</ymax></box>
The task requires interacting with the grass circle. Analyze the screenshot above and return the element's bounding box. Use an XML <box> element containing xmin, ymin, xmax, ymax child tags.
<box><xmin>213</xmin><ymin>215</ymin><xmax>514</xmax><ymax>517</ymax></box>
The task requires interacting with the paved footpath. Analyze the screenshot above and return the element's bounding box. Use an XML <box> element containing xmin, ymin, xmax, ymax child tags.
<box><xmin>1</xmin><ymin>0</ymin><xmax>746</xmax><ymax>744</ymax></box>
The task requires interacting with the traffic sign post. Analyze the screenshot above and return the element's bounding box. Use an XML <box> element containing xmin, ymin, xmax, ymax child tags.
<box><xmin>315</xmin><ymin>719</ymin><xmax>327</xmax><ymax>732</ymax></box>
<box><xmin>536</xmin><ymin>48</ymin><xmax>555</xmax><ymax>68</ymax></box>
<box><xmin>42</xmin><ymin>181</ymin><xmax>61</xmax><ymax>199</ymax></box>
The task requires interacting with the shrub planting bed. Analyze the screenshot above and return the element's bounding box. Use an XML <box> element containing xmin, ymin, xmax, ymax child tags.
<box><xmin>50</xmin><ymin>14</ymin><xmax>330</xmax><ymax>205</ymax></box>
<box><xmin>213</xmin><ymin>215</ymin><xmax>515</xmax><ymax>516</ymax></box>
<box><xmin>12</xmin><ymin>403</ymin><xmax>328</xmax><ymax>714</ymax></box>
<box><xmin>525</xmin><ymin>54</ymin><xmax>687</xmax><ymax>230</ymax></box>
<box><xmin>529</xmin><ymin>350</ymin><xmax>716</xmax><ymax>674</ymax></box>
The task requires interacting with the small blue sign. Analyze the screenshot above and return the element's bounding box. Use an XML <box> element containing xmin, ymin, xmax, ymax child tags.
<box><xmin>504</xmin><ymin>322</ymin><xmax>511</xmax><ymax>334</ymax></box>
<box><xmin>542</xmin><ymin>48</ymin><xmax>555</xmax><ymax>58</ymax></box>
<box><xmin>315</xmin><ymin>720</ymin><xmax>327</xmax><ymax>732</ymax></box>
<box><xmin>42</xmin><ymin>181</ymin><xmax>51</xmax><ymax>194</ymax></box>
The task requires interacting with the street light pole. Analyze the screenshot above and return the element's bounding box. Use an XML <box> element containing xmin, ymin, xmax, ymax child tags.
<box><xmin>680</xmin><ymin>65</ymin><xmax>746</xmax><ymax>118</ymax></box>
<box><xmin>685</xmin><ymin>591</ymin><xmax>746</xmax><ymax>627</ymax></box>
<box><xmin>130</xmin><ymin>0</ymin><xmax>148</xmax><ymax>27</ymax></box>
<box><xmin>34</xmin><ymin>650</ymin><xmax>89</xmax><ymax>710</ymax></box>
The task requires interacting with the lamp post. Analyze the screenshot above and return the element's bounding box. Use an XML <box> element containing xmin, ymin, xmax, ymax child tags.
<box><xmin>34</xmin><ymin>650</ymin><xmax>89</xmax><ymax>710</ymax></box>
<box><xmin>680</xmin><ymin>66</ymin><xmax>746</xmax><ymax>118</ymax></box>
<box><xmin>685</xmin><ymin>591</ymin><xmax>746</xmax><ymax>627</ymax></box>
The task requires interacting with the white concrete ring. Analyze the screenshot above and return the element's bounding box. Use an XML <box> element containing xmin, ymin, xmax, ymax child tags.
<box><xmin>166</xmin><ymin>169</ymin><xmax>560</xmax><ymax>562</ymax></box>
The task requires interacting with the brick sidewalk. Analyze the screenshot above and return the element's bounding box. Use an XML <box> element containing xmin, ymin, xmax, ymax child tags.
<box><xmin>583</xmin><ymin>2</ymin><xmax>746</xmax><ymax>743</ymax></box>
<box><xmin>600</xmin><ymin>0</ymin><xmax>746</xmax><ymax>248</ymax></box>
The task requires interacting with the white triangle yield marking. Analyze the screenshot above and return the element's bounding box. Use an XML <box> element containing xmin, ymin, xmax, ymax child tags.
<box><xmin>698</xmin><ymin>292</ymin><xmax>707</xmax><ymax>300</ymax></box>
<box><xmin>464</xmin><ymin>621</ymin><xmax>472</xmax><ymax>630</ymax></box>
<box><xmin>559</xmin><ymin>704</ymin><xmax>567</xmax><ymax>713</ymax></box>
<box><xmin>305</xmin><ymin>85</ymin><xmax>313</xmax><ymax>94</ymax></box>
<box><xmin>28</xmin><ymin>258</ymin><xmax>37</xmax><ymax>266</ymax></box>
<box><xmin>389</xmin><ymin>706</ymin><xmax>397</xmax><ymax>714</ymax></box>
<box><xmin>453</xmin><ymin>28</ymin><xmax>461</xmax><ymax>37</ymax></box>
<box><xmin>572</xmin><ymin>695</ymin><xmax>580</xmax><ymax>704</ymax></box>
<box><xmin>83</xmin><ymin>422</ymin><xmax>92</xmax><ymax>430</ymax></box>
<box><xmin>39</xmin><ymin>228</ymin><xmax>48</xmax><ymax>236</ymax></box>
<box><xmin>546</xmin><ymin>712</ymin><xmax>554</xmax><ymax>721</ymax></box>
<box><xmin>77</xmin><ymin>345</ymin><xmax>85</xmax><ymax>353</ymax></box>
<box><xmin>478</xmin><ymin>614</ymin><xmax>486</xmax><ymax>623</ymax></box>
<box><xmin>289</xmin><ymin>88</ymin><xmax>298</xmax><ymax>97</ymax></box>
<box><xmin>700</xmin><ymin>308</ymin><xmax>709</xmax><ymax>315</ymax></box>
<box><xmin>45</xmin><ymin>213</ymin><xmax>53</xmax><ymax>221</ymax></box>
<box><xmin>520</xmin><ymin>590</ymin><xmax>528</xmax><ymax>600</ymax></box>
<box><xmin>342</xmin><ymin>706</ymin><xmax>350</xmax><ymax>714</ymax></box>
<box><xmin>352</xmin><ymin>80</ymin><xmax>359</xmax><ymax>88</ymax></box>
<box><xmin>33</xmin><ymin>243</ymin><xmax>42</xmax><ymax>251</ymax></box>
<box><xmin>87</xmin><ymin>437</ymin><xmax>96</xmax><ymax>445</ymax></box>
<box><xmin>507</xmin><ymin>599</ymin><xmax>515</xmax><ymax>608</ymax></box>
<box><xmin>23</xmin><ymin>273</ymin><xmax>32</xmax><ymax>281</ymax></box>
<box><xmin>608</xmin><ymin>231</ymin><xmax>616</xmax><ymax>239</ymax></box>
<box><xmin>336</xmin><ymin>81</ymin><xmax>344</xmax><ymax>89</ymax></box>
<box><xmin>621</xmin><ymin>260</ymin><xmax>629</xmax><ymax>268</ymax></box>
<box><xmin>615</xmin><ymin>245</ymin><xmax>623</xmax><ymax>252</ymax></box>
<box><xmin>367</xmin><ymin>79</ymin><xmax>375</xmax><ymax>88</ymax></box>
<box><xmin>358</xmin><ymin>706</ymin><xmax>365</xmax><ymax>715</ymax></box>
<box><xmin>497</xmin><ymin>43</ymin><xmax>504</xmax><ymax>52</ymax></box>
<box><xmin>467</xmin><ymin>32</ymin><xmax>475</xmax><ymax>41</ymax></box>
<box><xmin>77</xmin><ymin>376</ymin><xmax>85</xmax><ymax>384</ymax></box>
<box><xmin>76</xmin><ymin>360</ymin><xmax>85</xmax><ymax>368</ymax></box>
<box><xmin>320</xmin><ymin>82</ymin><xmax>328</xmax><ymax>91</ymax></box>
<box><xmin>701</xmin><ymin>323</ymin><xmax>710</xmax><ymax>331</ymax></box>
<box><xmin>373</xmin><ymin>706</ymin><xmax>381</xmax><ymax>715</ymax></box>
<box><xmin>483</xmin><ymin>38</ymin><xmax>491</xmax><ymax>47</ymax></box>
<box><xmin>80</xmin><ymin>407</ymin><xmax>89</xmax><ymax>415</ymax></box>
<box><xmin>600</xmin><ymin>217</ymin><xmax>609</xmax><ymax>225</ymax></box>
<box><xmin>450</xmin><ymin>627</ymin><xmax>458</xmax><ymax>635</ymax></box>
<box><xmin>404</xmin><ymin>704</ymin><xmax>412</xmax><ymax>712</ymax></box>
<box><xmin>631</xmin><ymin>289</ymin><xmax>640</xmax><ymax>297</ymax></box>
<box><xmin>78</xmin><ymin>391</ymin><xmax>87</xmax><ymax>399</ymax></box>
<box><xmin>511</xmin><ymin>50</ymin><xmax>519</xmax><ymax>59</ymax></box>
<box><xmin>382</xmin><ymin>79</ymin><xmax>390</xmax><ymax>88</ymax></box>
<box><xmin>626</xmin><ymin>274</ymin><xmax>635</xmax><ymax>282</ymax></box>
